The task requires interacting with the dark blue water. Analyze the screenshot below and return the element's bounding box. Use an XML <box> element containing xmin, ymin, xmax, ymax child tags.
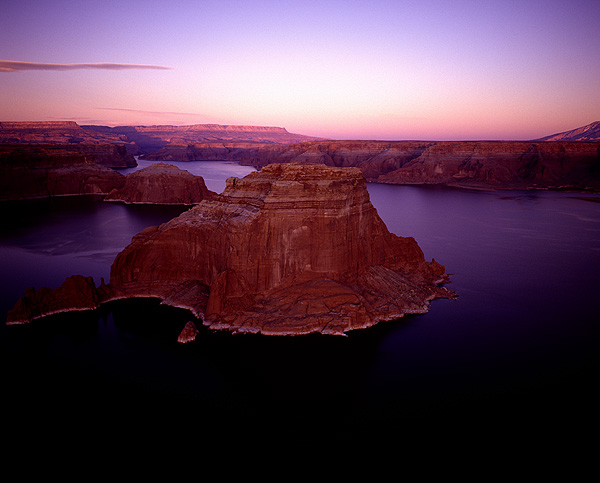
<box><xmin>1</xmin><ymin>162</ymin><xmax>599</xmax><ymax>450</ymax></box>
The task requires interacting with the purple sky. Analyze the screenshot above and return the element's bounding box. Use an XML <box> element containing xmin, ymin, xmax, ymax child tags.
<box><xmin>1</xmin><ymin>0</ymin><xmax>599</xmax><ymax>140</ymax></box>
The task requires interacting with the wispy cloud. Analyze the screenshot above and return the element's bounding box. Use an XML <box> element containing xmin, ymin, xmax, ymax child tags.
<box><xmin>96</xmin><ymin>108</ymin><xmax>201</xmax><ymax>117</ymax></box>
<box><xmin>0</xmin><ymin>60</ymin><xmax>171</xmax><ymax>72</ymax></box>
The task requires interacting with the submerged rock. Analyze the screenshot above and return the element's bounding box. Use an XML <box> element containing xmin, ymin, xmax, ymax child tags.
<box><xmin>7</xmin><ymin>163</ymin><xmax>456</xmax><ymax>336</ymax></box>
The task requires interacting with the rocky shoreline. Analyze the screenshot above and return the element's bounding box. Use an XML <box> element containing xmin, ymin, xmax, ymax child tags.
<box><xmin>238</xmin><ymin>140</ymin><xmax>600</xmax><ymax>192</ymax></box>
<box><xmin>6</xmin><ymin>163</ymin><xmax>456</xmax><ymax>337</ymax></box>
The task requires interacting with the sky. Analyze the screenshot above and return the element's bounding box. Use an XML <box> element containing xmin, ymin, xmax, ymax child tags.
<box><xmin>1</xmin><ymin>0</ymin><xmax>599</xmax><ymax>140</ymax></box>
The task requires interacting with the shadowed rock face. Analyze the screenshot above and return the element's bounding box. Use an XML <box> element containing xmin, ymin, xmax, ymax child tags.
<box><xmin>0</xmin><ymin>122</ymin><xmax>140</xmax><ymax>156</ymax></box>
<box><xmin>241</xmin><ymin>140</ymin><xmax>600</xmax><ymax>191</ymax></box>
<box><xmin>104</xmin><ymin>163</ymin><xmax>216</xmax><ymax>205</ymax></box>
<box><xmin>7</xmin><ymin>163</ymin><xmax>455</xmax><ymax>336</ymax></box>
<box><xmin>0</xmin><ymin>143</ymin><xmax>127</xmax><ymax>200</ymax></box>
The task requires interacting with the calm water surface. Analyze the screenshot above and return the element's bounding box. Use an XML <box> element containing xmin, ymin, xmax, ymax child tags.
<box><xmin>2</xmin><ymin>161</ymin><xmax>599</xmax><ymax>447</ymax></box>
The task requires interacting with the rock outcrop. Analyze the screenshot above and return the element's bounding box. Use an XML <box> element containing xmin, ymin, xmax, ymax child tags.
<box><xmin>89</xmin><ymin>124</ymin><xmax>324</xmax><ymax>155</ymax></box>
<box><xmin>104</xmin><ymin>163</ymin><xmax>216</xmax><ymax>205</ymax></box>
<box><xmin>0</xmin><ymin>141</ymin><xmax>136</xmax><ymax>168</ymax></box>
<box><xmin>177</xmin><ymin>321</ymin><xmax>200</xmax><ymax>343</ymax></box>
<box><xmin>0</xmin><ymin>143</ymin><xmax>126</xmax><ymax>200</ymax></box>
<box><xmin>6</xmin><ymin>163</ymin><xmax>455</xmax><ymax>336</ymax></box>
<box><xmin>140</xmin><ymin>142</ymin><xmax>270</xmax><ymax>162</ymax></box>
<box><xmin>241</xmin><ymin>140</ymin><xmax>600</xmax><ymax>191</ymax></box>
<box><xmin>0</xmin><ymin>121</ymin><xmax>140</xmax><ymax>156</ymax></box>
<box><xmin>537</xmin><ymin>121</ymin><xmax>600</xmax><ymax>142</ymax></box>
<box><xmin>0</xmin><ymin>148</ymin><xmax>215</xmax><ymax>203</ymax></box>
<box><xmin>6</xmin><ymin>275</ymin><xmax>103</xmax><ymax>323</ymax></box>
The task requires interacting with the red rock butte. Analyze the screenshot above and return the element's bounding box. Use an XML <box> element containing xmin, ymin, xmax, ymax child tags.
<box><xmin>7</xmin><ymin>163</ymin><xmax>456</xmax><ymax>336</ymax></box>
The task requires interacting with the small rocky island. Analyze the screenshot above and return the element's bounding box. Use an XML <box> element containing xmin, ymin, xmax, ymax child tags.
<box><xmin>104</xmin><ymin>162</ymin><xmax>215</xmax><ymax>205</ymax></box>
<box><xmin>7</xmin><ymin>163</ymin><xmax>455</xmax><ymax>337</ymax></box>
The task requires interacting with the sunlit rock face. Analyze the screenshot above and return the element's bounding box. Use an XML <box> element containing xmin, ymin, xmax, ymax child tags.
<box><xmin>242</xmin><ymin>140</ymin><xmax>600</xmax><ymax>191</ymax></box>
<box><xmin>7</xmin><ymin>163</ymin><xmax>455</xmax><ymax>336</ymax></box>
<box><xmin>109</xmin><ymin>163</ymin><xmax>454</xmax><ymax>335</ymax></box>
<box><xmin>104</xmin><ymin>163</ymin><xmax>216</xmax><ymax>205</ymax></box>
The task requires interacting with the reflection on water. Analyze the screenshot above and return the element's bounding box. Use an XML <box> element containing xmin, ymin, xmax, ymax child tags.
<box><xmin>1</xmin><ymin>163</ymin><xmax>599</xmax><ymax>444</ymax></box>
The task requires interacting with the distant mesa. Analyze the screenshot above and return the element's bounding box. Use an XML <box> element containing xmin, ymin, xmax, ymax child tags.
<box><xmin>536</xmin><ymin>121</ymin><xmax>600</xmax><ymax>142</ymax></box>
<box><xmin>1</xmin><ymin>121</ymin><xmax>324</xmax><ymax>158</ymax></box>
<box><xmin>0</xmin><ymin>121</ymin><xmax>141</xmax><ymax>156</ymax></box>
<box><xmin>6</xmin><ymin>163</ymin><xmax>456</xmax><ymax>337</ymax></box>
<box><xmin>241</xmin><ymin>139</ymin><xmax>600</xmax><ymax>191</ymax></box>
<box><xmin>84</xmin><ymin>123</ymin><xmax>325</xmax><ymax>155</ymax></box>
<box><xmin>2</xmin><ymin>120</ymin><xmax>599</xmax><ymax>192</ymax></box>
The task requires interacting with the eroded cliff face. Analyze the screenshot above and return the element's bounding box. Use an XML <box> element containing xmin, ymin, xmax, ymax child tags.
<box><xmin>242</xmin><ymin>141</ymin><xmax>600</xmax><ymax>191</ymax></box>
<box><xmin>104</xmin><ymin>163</ymin><xmax>216</xmax><ymax>205</ymax></box>
<box><xmin>0</xmin><ymin>142</ymin><xmax>136</xmax><ymax>168</ymax></box>
<box><xmin>101</xmin><ymin>124</ymin><xmax>324</xmax><ymax>155</ymax></box>
<box><xmin>7</xmin><ymin>163</ymin><xmax>455</xmax><ymax>336</ymax></box>
<box><xmin>0</xmin><ymin>143</ymin><xmax>127</xmax><ymax>200</ymax></box>
<box><xmin>0</xmin><ymin>122</ymin><xmax>139</xmax><ymax>155</ymax></box>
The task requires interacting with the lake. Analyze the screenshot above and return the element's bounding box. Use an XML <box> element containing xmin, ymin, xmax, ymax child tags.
<box><xmin>1</xmin><ymin>160</ymin><xmax>599</xmax><ymax>449</ymax></box>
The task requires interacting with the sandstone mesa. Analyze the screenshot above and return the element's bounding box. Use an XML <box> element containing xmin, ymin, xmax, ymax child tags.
<box><xmin>6</xmin><ymin>163</ymin><xmax>456</xmax><ymax>337</ymax></box>
<box><xmin>104</xmin><ymin>162</ymin><xmax>216</xmax><ymax>205</ymax></box>
<box><xmin>239</xmin><ymin>140</ymin><xmax>600</xmax><ymax>192</ymax></box>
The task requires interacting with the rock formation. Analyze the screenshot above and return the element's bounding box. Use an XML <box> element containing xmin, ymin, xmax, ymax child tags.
<box><xmin>6</xmin><ymin>163</ymin><xmax>455</xmax><ymax>336</ymax></box>
<box><xmin>140</xmin><ymin>142</ymin><xmax>271</xmax><ymax>162</ymax></box>
<box><xmin>87</xmin><ymin>124</ymin><xmax>324</xmax><ymax>155</ymax></box>
<box><xmin>242</xmin><ymin>140</ymin><xmax>600</xmax><ymax>191</ymax></box>
<box><xmin>0</xmin><ymin>143</ymin><xmax>126</xmax><ymax>200</ymax></box>
<box><xmin>0</xmin><ymin>141</ymin><xmax>136</xmax><ymax>168</ymax></box>
<box><xmin>537</xmin><ymin>121</ymin><xmax>600</xmax><ymax>142</ymax></box>
<box><xmin>104</xmin><ymin>163</ymin><xmax>216</xmax><ymax>205</ymax></box>
<box><xmin>177</xmin><ymin>321</ymin><xmax>200</xmax><ymax>343</ymax></box>
<box><xmin>0</xmin><ymin>148</ymin><xmax>215</xmax><ymax>203</ymax></box>
<box><xmin>0</xmin><ymin>121</ymin><xmax>140</xmax><ymax>156</ymax></box>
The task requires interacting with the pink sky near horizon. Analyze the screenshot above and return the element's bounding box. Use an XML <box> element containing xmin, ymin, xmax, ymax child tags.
<box><xmin>1</xmin><ymin>0</ymin><xmax>599</xmax><ymax>141</ymax></box>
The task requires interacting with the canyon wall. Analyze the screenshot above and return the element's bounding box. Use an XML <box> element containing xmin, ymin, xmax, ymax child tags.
<box><xmin>7</xmin><ymin>163</ymin><xmax>455</xmax><ymax>336</ymax></box>
<box><xmin>88</xmin><ymin>124</ymin><xmax>324</xmax><ymax>154</ymax></box>
<box><xmin>0</xmin><ymin>143</ymin><xmax>126</xmax><ymax>200</ymax></box>
<box><xmin>241</xmin><ymin>140</ymin><xmax>600</xmax><ymax>191</ymax></box>
<box><xmin>0</xmin><ymin>121</ymin><xmax>140</xmax><ymax>155</ymax></box>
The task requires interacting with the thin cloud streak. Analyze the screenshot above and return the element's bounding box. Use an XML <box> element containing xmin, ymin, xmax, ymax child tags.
<box><xmin>96</xmin><ymin>107</ymin><xmax>202</xmax><ymax>117</ymax></box>
<box><xmin>0</xmin><ymin>60</ymin><xmax>171</xmax><ymax>72</ymax></box>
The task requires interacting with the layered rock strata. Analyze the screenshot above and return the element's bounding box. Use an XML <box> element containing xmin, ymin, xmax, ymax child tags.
<box><xmin>140</xmin><ymin>142</ymin><xmax>271</xmax><ymax>162</ymax></box>
<box><xmin>0</xmin><ymin>121</ymin><xmax>140</xmax><ymax>156</ymax></box>
<box><xmin>242</xmin><ymin>141</ymin><xmax>600</xmax><ymax>191</ymax></box>
<box><xmin>6</xmin><ymin>163</ymin><xmax>455</xmax><ymax>336</ymax></box>
<box><xmin>104</xmin><ymin>163</ymin><xmax>216</xmax><ymax>205</ymax></box>
<box><xmin>537</xmin><ymin>121</ymin><xmax>600</xmax><ymax>142</ymax></box>
<box><xmin>0</xmin><ymin>144</ymin><xmax>126</xmax><ymax>200</ymax></box>
<box><xmin>88</xmin><ymin>124</ymin><xmax>324</xmax><ymax>154</ymax></box>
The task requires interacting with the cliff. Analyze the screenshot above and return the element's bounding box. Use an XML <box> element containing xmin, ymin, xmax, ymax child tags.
<box><xmin>2</xmin><ymin>121</ymin><xmax>322</xmax><ymax>157</ymax></box>
<box><xmin>7</xmin><ymin>163</ymin><xmax>455</xmax><ymax>336</ymax></box>
<box><xmin>140</xmin><ymin>142</ymin><xmax>272</xmax><ymax>161</ymax></box>
<box><xmin>92</xmin><ymin>124</ymin><xmax>325</xmax><ymax>154</ymax></box>
<box><xmin>104</xmin><ymin>163</ymin><xmax>216</xmax><ymax>205</ymax></box>
<box><xmin>0</xmin><ymin>143</ymin><xmax>126</xmax><ymax>200</ymax></box>
<box><xmin>0</xmin><ymin>147</ymin><xmax>213</xmax><ymax>202</ymax></box>
<box><xmin>537</xmin><ymin>121</ymin><xmax>600</xmax><ymax>142</ymax></box>
<box><xmin>0</xmin><ymin>121</ymin><xmax>140</xmax><ymax>155</ymax></box>
<box><xmin>0</xmin><ymin>140</ymin><xmax>136</xmax><ymax>168</ymax></box>
<box><xmin>242</xmin><ymin>140</ymin><xmax>600</xmax><ymax>191</ymax></box>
